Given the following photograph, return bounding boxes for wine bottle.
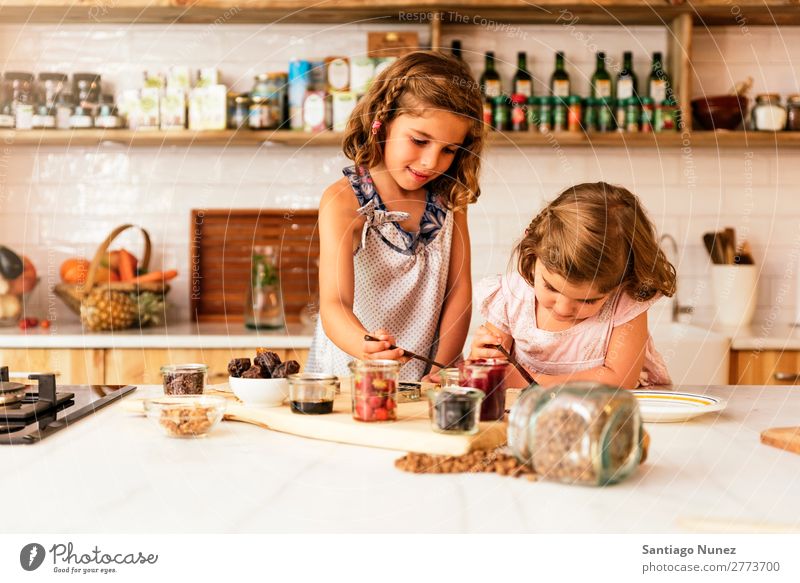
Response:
[480,51,502,99]
[550,51,570,98]
[513,51,533,98]
[617,51,638,100]
[591,51,612,99]
[648,51,672,104]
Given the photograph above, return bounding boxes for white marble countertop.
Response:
[0,321,314,349]
[1,384,799,533]
[723,322,800,351]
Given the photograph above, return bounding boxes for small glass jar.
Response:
[69,105,93,128]
[427,382,483,435]
[249,73,286,130]
[55,92,73,129]
[640,96,655,133]
[228,92,251,129]
[37,72,67,110]
[94,95,120,128]
[752,93,786,131]
[4,71,34,110]
[288,373,339,415]
[786,95,800,131]
[244,245,285,329]
[625,97,641,132]
[73,72,101,110]
[537,96,553,133]
[458,358,509,421]
[552,97,568,132]
[349,359,399,422]
[161,364,208,395]
[508,382,644,486]
[491,95,508,131]
[0,102,14,128]
[596,97,614,132]
[31,105,55,129]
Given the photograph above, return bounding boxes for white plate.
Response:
[633,390,727,423]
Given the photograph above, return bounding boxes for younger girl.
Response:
[308,51,485,380]
[471,182,676,389]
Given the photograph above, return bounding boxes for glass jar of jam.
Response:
[349,360,399,422]
[508,381,645,486]
[752,93,786,131]
[428,368,483,435]
[784,94,800,131]
[458,358,509,421]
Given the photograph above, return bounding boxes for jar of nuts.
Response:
[160,364,208,395]
[508,382,644,486]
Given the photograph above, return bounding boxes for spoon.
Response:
[363,335,447,370]
[494,344,537,386]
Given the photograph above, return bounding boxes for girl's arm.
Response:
[428,209,473,376]
[318,179,403,361]
[533,312,649,389]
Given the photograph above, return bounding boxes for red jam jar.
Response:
[458,359,509,421]
[348,359,399,422]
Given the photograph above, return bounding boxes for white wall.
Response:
[0,23,798,328]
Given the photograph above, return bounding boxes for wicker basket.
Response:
[55,224,170,327]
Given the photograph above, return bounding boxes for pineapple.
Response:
[135,291,165,326]
[80,289,138,331]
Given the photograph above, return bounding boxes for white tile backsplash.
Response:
[1,23,799,325]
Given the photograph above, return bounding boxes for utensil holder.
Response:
[711,265,757,327]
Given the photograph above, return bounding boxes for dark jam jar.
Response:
[288,373,338,415]
[348,359,399,422]
[786,95,800,131]
[458,358,509,421]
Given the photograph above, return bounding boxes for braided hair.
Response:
[342,51,485,211]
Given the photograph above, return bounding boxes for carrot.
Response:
[130,269,178,284]
[118,249,138,281]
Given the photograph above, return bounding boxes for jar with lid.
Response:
[161,364,208,395]
[94,94,120,128]
[72,72,101,110]
[69,105,93,129]
[458,358,509,421]
[567,95,583,132]
[787,95,800,131]
[55,92,74,129]
[244,245,285,329]
[288,373,339,415]
[508,382,645,486]
[32,105,55,129]
[37,72,67,111]
[348,359,399,422]
[426,368,483,435]
[752,93,786,131]
[228,92,251,129]
[249,73,287,130]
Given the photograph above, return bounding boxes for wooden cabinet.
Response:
[730,350,800,385]
[1,347,308,385]
[0,348,105,384]
[104,348,309,386]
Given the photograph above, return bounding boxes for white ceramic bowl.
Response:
[229,376,289,407]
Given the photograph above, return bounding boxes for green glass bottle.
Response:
[550,51,570,98]
[617,51,638,100]
[480,51,502,99]
[513,51,533,98]
[648,52,672,105]
[591,51,612,99]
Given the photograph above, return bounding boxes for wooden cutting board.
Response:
[225,392,507,456]
[760,426,800,455]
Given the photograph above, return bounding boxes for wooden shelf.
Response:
[1,1,798,26]
[4,128,800,149]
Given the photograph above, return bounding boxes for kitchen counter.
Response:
[0,321,314,349]
[724,322,800,351]
[2,384,799,533]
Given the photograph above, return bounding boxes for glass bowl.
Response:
[143,395,226,438]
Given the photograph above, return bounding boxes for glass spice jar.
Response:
[567,95,583,132]
[349,359,399,422]
[492,95,509,131]
[752,93,786,131]
[244,245,285,329]
[640,96,655,133]
[55,92,74,129]
[537,96,553,133]
[510,93,528,132]
[552,97,568,132]
[625,97,641,132]
[787,95,800,131]
[458,358,509,421]
[508,382,645,486]
[228,92,251,129]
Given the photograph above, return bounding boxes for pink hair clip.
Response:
[371,120,382,135]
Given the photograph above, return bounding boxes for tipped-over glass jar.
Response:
[508,382,644,486]
[349,359,398,422]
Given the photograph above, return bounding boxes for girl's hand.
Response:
[470,325,506,360]
[363,329,405,362]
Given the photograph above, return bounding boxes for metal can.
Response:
[640,96,655,133]
[625,98,640,132]
[567,95,583,132]
[511,93,528,132]
[538,96,553,133]
[492,95,509,132]
[597,98,614,132]
[552,97,568,132]
[249,72,287,130]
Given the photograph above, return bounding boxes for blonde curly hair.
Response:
[342,50,486,211]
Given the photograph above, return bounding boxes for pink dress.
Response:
[478,271,671,386]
